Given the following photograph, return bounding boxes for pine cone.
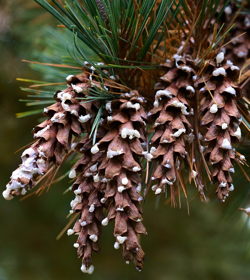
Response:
[66,91,147,272]
[67,137,106,275]
[2,73,97,200]
[195,52,244,201]
[92,91,147,270]
[222,2,250,132]
[224,2,250,64]
[149,55,201,202]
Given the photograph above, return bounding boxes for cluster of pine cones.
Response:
[2,2,249,274]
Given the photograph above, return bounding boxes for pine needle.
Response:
[22,59,82,69]
[56,212,80,240]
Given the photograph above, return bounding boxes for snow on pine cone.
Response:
[2,73,97,200]
[195,52,244,201]
[67,91,147,272]
[149,55,200,202]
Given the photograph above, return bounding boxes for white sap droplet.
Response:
[210,104,218,114]
[186,86,195,93]
[216,52,225,64]
[67,229,74,236]
[118,186,126,193]
[91,144,99,154]
[132,166,141,172]
[212,67,226,77]
[117,236,127,244]
[219,182,227,188]
[2,189,13,200]
[114,242,120,250]
[80,221,87,227]
[224,6,232,15]
[121,177,129,185]
[126,101,141,111]
[81,264,94,274]
[69,169,76,179]
[72,84,83,93]
[171,128,186,138]
[89,204,95,213]
[101,217,109,226]
[121,128,140,139]
[233,127,241,139]
[221,138,232,150]
[66,75,74,82]
[89,234,98,242]
[221,123,228,130]
[240,155,246,161]
[155,188,162,195]
[192,170,198,178]
[107,149,123,159]
[224,86,236,96]
[79,114,91,123]
[73,243,80,248]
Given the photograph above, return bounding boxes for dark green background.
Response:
[0,1,250,279]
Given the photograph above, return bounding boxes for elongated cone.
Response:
[68,137,105,275]
[2,73,97,200]
[224,2,250,65]
[67,91,147,272]
[92,91,147,270]
[223,2,250,101]
[195,52,245,201]
[150,55,204,202]
[67,123,108,273]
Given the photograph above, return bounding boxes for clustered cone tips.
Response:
[3,0,250,274]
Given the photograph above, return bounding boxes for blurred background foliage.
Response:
[0,1,250,279]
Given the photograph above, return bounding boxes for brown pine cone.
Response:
[2,73,98,200]
[66,91,147,272]
[195,51,244,201]
[149,55,200,202]
[91,91,147,270]
[66,123,109,274]
[220,2,250,103]
[67,138,105,274]
[223,2,250,64]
